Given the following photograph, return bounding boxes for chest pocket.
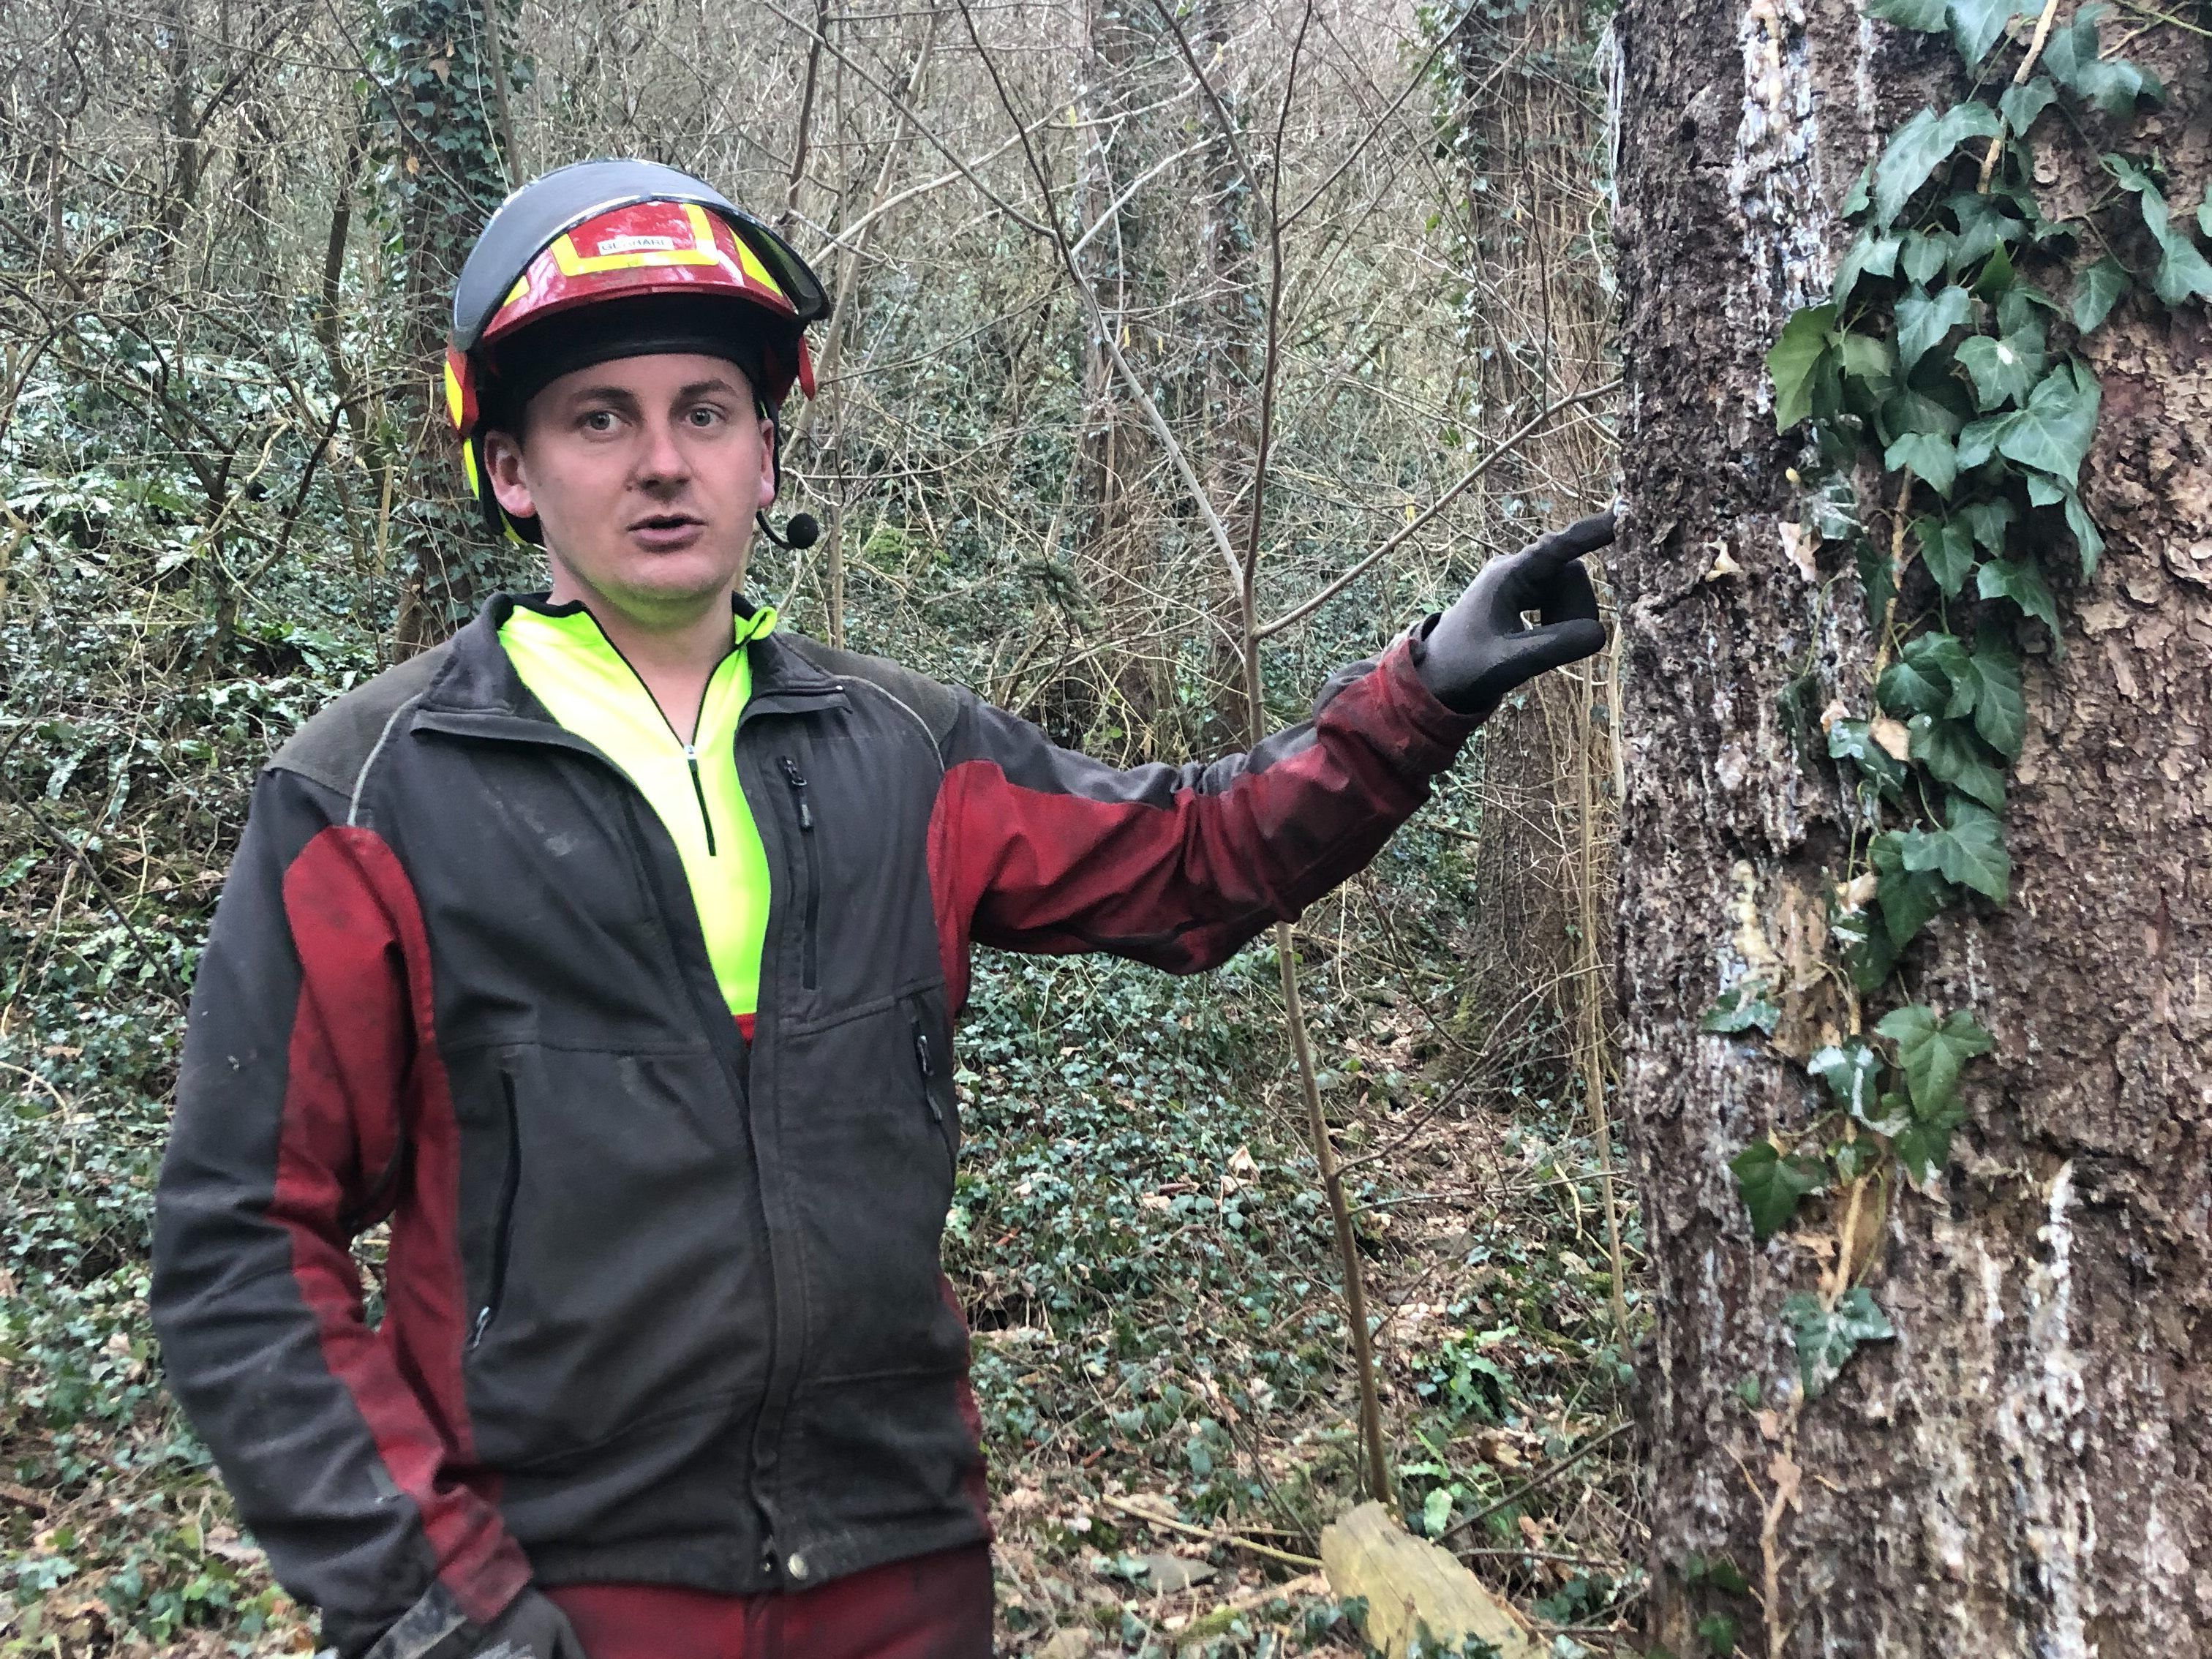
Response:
[762,700,945,1018]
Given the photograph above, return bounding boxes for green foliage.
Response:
[1730,1141,1827,1243]
[1781,1288,1896,1399]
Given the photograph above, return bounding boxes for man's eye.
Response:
[686,406,723,428]
[581,410,619,432]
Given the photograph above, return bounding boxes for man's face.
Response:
[483,352,775,624]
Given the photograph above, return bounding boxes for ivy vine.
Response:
[1714,0,2208,1407]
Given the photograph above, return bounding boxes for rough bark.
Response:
[1614,1,2212,1651]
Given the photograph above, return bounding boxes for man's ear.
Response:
[756,412,778,513]
[482,429,536,522]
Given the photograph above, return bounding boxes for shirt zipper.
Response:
[778,756,820,990]
[586,620,723,857]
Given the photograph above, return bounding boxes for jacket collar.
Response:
[413,591,845,739]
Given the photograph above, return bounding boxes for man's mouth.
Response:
[628,513,707,549]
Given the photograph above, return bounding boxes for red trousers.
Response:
[545,1544,994,1659]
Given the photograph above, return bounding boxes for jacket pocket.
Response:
[470,1073,524,1350]
[456,1044,772,1472]
[908,1003,956,1183]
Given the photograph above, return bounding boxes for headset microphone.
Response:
[756,511,821,551]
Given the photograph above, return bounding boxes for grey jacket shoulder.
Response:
[269,642,455,802]
[779,635,960,751]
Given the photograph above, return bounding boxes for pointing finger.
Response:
[1521,510,1617,571]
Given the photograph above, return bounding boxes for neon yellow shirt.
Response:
[500,600,778,1020]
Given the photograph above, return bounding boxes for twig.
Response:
[1440,1421,1633,1543]
[1258,381,1620,638]
[1977,0,2064,192]
[1099,1494,1324,1570]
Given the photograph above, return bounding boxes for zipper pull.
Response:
[470,1305,492,1350]
[915,1031,943,1122]
[780,756,813,830]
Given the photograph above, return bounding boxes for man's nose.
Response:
[633,415,691,490]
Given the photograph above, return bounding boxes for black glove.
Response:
[1413,511,1614,720]
[457,1592,590,1659]
[365,1587,590,1659]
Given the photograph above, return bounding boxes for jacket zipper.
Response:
[779,756,820,990]
[417,647,850,1586]
[470,1076,524,1350]
[910,1011,954,1175]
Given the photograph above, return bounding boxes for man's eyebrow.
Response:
[563,383,642,409]
[677,377,745,401]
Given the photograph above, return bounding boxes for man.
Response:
[150,159,1611,1659]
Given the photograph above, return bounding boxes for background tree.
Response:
[1614,0,2211,1649]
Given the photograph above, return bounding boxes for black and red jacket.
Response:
[150,594,1478,1656]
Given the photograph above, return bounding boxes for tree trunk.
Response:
[384,0,513,653]
[1614,1,2211,1652]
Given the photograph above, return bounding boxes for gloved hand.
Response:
[459,1591,590,1659]
[364,1587,590,1659]
[1414,511,1614,721]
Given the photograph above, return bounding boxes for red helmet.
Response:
[445,159,830,543]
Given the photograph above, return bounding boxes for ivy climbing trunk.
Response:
[1612,0,2211,1652]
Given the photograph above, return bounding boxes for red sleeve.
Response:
[925,636,1478,1008]
[153,767,530,1658]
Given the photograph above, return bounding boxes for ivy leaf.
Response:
[1870,831,1952,949]
[1949,0,2034,64]
[1879,384,1967,445]
[1810,475,1861,541]
[1909,713,2007,810]
[1835,230,1903,306]
[1985,360,2100,486]
[2044,7,2160,116]
[1995,282,2058,336]
[1857,541,1897,631]
[1955,322,2048,411]
[1783,1287,1896,1400]
[1842,162,1873,219]
[1873,105,2001,229]
[1838,333,1900,406]
[1896,283,1972,373]
[1829,717,1910,800]
[1878,656,1947,718]
[1946,192,2023,270]
[1998,76,2057,135]
[1974,241,2015,298]
[1893,1110,1967,1184]
[1810,1041,1885,1120]
[1915,514,1978,595]
[2104,154,2212,306]
[1899,796,2011,901]
[1769,304,1837,432]
[1900,230,1952,286]
[1886,429,1959,497]
[1733,1140,1829,1242]
[1976,555,2062,639]
[1832,903,1897,995]
[2201,193,2212,238]
[2062,488,2106,576]
[1906,631,1975,713]
[1866,0,1946,27]
[1958,635,2026,756]
[1959,497,2015,553]
[2072,255,2129,332]
[1702,983,1782,1035]
[1876,1004,1994,1116]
